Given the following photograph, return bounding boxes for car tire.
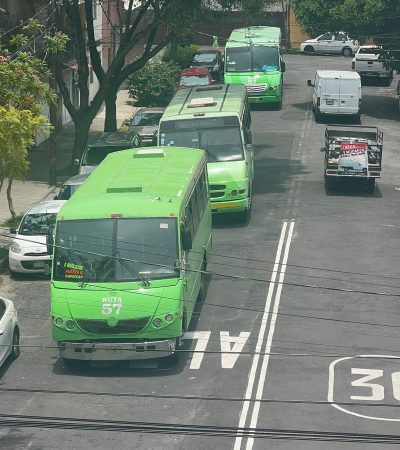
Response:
[10,270,22,279]
[342,47,353,57]
[304,45,315,54]
[385,78,392,87]
[324,174,334,191]
[9,328,20,360]
[314,110,322,123]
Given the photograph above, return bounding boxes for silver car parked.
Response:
[300,32,359,57]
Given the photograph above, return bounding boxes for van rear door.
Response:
[337,78,360,114]
[321,77,341,114]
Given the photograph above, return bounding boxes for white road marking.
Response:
[184,331,211,369]
[328,354,400,422]
[220,331,251,369]
[234,221,292,450]
[245,220,295,450]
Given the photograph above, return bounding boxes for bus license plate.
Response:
[213,202,240,209]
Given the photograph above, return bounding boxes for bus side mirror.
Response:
[46,229,54,255]
[181,226,192,251]
[74,158,80,166]
[307,80,314,87]
[281,61,286,72]
[320,147,326,152]
[9,227,16,234]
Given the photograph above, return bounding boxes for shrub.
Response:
[163,44,198,69]
[126,60,181,107]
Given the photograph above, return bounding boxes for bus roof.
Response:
[58,147,206,220]
[226,26,281,48]
[161,84,247,120]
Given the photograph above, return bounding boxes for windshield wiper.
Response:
[116,250,150,287]
[79,252,114,288]
[204,141,222,162]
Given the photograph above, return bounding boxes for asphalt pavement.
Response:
[1,54,400,449]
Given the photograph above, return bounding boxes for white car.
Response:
[0,297,19,367]
[9,200,66,275]
[300,32,359,57]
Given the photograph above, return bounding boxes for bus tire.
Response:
[63,358,86,370]
[237,200,251,223]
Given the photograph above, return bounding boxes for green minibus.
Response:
[224,26,285,107]
[159,84,254,221]
[51,147,212,363]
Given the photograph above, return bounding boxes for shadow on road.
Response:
[325,179,383,198]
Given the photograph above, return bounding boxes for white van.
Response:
[307,70,361,121]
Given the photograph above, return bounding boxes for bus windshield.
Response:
[160,127,243,162]
[54,218,178,282]
[226,46,279,72]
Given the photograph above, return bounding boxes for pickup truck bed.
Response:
[352,46,392,85]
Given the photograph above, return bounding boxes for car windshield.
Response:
[225,46,279,72]
[19,213,58,236]
[82,145,130,166]
[359,48,382,55]
[180,75,210,87]
[193,53,217,65]
[54,218,178,282]
[159,127,243,162]
[132,112,163,126]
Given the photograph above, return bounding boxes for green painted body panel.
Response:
[224,26,283,104]
[159,85,254,214]
[51,147,212,347]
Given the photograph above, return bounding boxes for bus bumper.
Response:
[248,94,281,104]
[211,197,249,214]
[58,338,176,361]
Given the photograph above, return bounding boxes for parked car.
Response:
[76,131,142,174]
[121,107,165,146]
[8,200,66,275]
[54,174,89,200]
[352,45,393,85]
[191,50,224,81]
[307,70,361,121]
[178,67,213,89]
[0,297,19,367]
[300,32,359,57]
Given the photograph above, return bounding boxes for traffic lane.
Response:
[0,160,294,449]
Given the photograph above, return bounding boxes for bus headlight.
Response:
[153,318,163,328]
[55,317,63,326]
[230,189,238,197]
[165,314,174,323]
[65,320,75,330]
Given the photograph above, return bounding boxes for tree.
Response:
[0,50,54,218]
[292,0,400,69]
[0,107,48,219]
[43,0,276,165]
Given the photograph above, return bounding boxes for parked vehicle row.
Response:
[300,32,359,57]
[0,297,19,368]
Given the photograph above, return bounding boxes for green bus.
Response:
[51,147,212,363]
[159,84,254,221]
[224,26,285,107]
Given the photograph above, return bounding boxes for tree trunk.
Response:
[6,177,16,220]
[170,39,178,62]
[71,118,92,167]
[104,89,118,132]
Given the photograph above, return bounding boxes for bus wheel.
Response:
[63,358,87,370]
[237,203,251,223]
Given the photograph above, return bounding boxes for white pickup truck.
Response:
[352,45,393,85]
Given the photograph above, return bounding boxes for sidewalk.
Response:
[0,90,136,224]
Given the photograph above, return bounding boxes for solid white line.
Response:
[245,220,295,450]
[234,221,288,450]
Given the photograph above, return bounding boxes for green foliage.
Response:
[292,0,400,69]
[43,32,69,55]
[9,34,28,48]
[0,106,48,180]
[163,44,198,69]
[1,213,24,228]
[0,52,54,115]
[126,60,181,107]
[23,18,44,37]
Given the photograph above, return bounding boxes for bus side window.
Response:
[243,107,252,144]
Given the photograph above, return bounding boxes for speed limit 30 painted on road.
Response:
[328,355,400,421]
